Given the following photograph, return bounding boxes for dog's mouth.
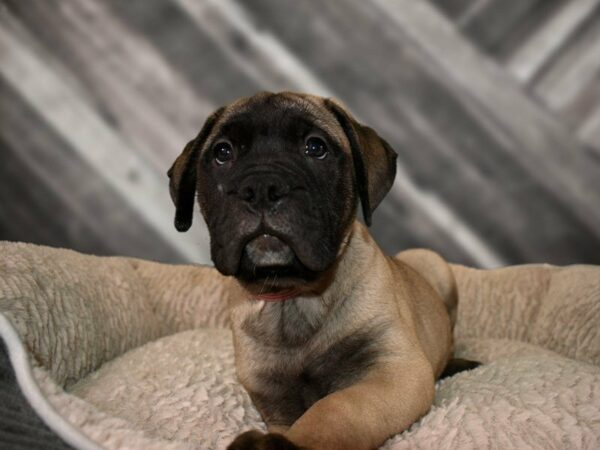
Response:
[245,234,294,267]
[236,233,319,290]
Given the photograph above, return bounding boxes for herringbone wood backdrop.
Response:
[1,0,600,268]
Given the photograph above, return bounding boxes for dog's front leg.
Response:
[229,361,435,450]
[288,362,434,450]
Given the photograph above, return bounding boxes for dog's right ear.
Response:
[168,107,224,232]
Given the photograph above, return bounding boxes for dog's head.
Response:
[168,92,396,292]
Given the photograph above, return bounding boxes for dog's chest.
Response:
[242,323,386,426]
[241,296,330,347]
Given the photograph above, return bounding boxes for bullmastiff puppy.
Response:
[168,92,477,450]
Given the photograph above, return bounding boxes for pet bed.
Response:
[1,241,599,449]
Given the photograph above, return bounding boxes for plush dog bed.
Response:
[1,241,599,449]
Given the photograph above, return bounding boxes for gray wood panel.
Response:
[430,0,478,20]
[237,0,600,265]
[505,0,600,82]
[106,0,263,103]
[3,0,218,173]
[534,13,600,121]
[0,2,216,263]
[0,77,182,262]
[1,0,599,268]
[432,0,600,154]
[459,0,548,54]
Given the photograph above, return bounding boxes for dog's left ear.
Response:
[168,107,224,232]
[325,99,397,226]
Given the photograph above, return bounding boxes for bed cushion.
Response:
[1,242,599,449]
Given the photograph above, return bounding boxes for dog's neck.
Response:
[230,221,385,347]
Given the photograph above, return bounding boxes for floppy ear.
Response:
[325,99,397,226]
[168,107,224,232]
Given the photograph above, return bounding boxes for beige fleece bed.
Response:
[1,241,599,449]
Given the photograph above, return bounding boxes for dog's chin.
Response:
[234,234,321,292]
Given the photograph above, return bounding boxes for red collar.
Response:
[253,288,301,302]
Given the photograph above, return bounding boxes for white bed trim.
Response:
[0,313,104,450]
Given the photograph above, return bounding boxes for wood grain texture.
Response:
[459,0,544,53]
[239,0,600,264]
[0,78,182,262]
[505,0,600,82]
[1,0,599,267]
[432,0,600,154]
[1,2,213,262]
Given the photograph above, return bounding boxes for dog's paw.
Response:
[227,430,302,450]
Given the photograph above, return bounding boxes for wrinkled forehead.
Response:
[205,93,349,151]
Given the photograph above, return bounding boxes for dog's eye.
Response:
[213,142,234,165]
[305,136,328,159]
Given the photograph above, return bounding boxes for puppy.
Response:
[168,92,476,450]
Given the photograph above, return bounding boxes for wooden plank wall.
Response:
[1,0,599,268]
[431,0,600,153]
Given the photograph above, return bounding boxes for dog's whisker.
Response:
[258,275,269,296]
[270,274,278,290]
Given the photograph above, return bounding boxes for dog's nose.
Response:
[237,174,290,210]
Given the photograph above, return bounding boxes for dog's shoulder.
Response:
[393,248,457,327]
